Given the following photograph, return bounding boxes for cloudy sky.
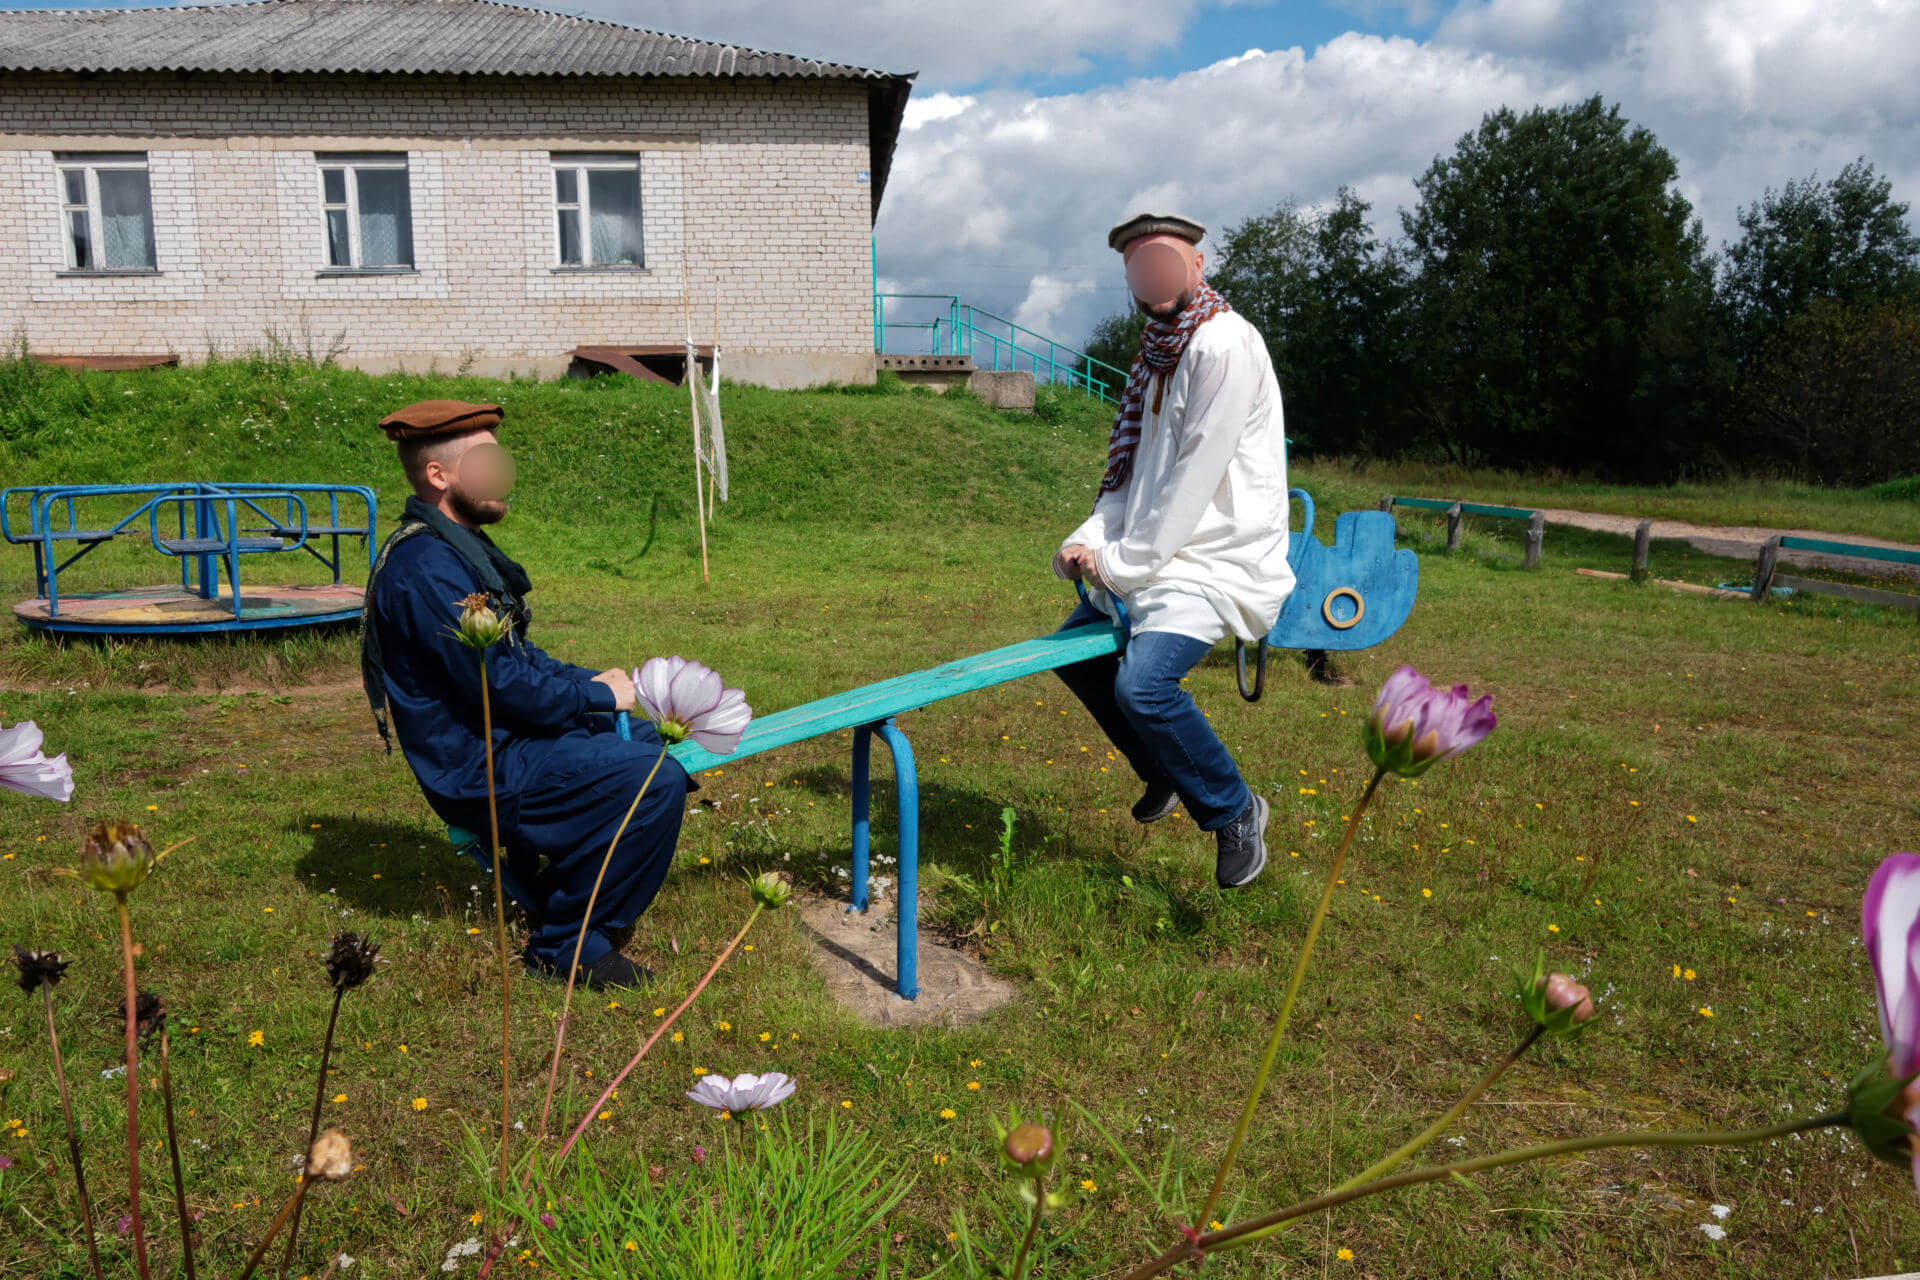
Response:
[18,1,1920,351]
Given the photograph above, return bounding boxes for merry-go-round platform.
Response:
[5,483,375,637]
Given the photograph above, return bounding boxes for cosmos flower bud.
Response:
[750,871,793,911]
[452,592,509,649]
[1516,951,1599,1036]
[324,931,381,992]
[1542,973,1595,1024]
[12,944,71,995]
[1364,666,1496,779]
[117,990,166,1042]
[304,1128,354,1183]
[77,821,156,895]
[998,1122,1058,1180]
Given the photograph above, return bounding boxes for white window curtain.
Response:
[316,155,414,269]
[550,154,644,267]
[55,153,156,271]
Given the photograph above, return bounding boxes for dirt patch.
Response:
[1535,508,1920,579]
[795,888,1016,1028]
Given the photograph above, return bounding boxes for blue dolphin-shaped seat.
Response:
[1270,488,1418,651]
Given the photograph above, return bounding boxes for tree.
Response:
[1720,159,1920,352]
[1739,298,1920,486]
[1402,96,1719,475]
[1079,309,1145,399]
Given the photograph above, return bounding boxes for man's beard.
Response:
[449,486,508,526]
[1137,287,1198,322]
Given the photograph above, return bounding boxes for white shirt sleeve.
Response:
[1095,331,1256,596]
[1053,479,1128,580]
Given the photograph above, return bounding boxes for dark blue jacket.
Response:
[370,533,616,831]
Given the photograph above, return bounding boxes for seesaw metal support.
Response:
[848,716,920,1000]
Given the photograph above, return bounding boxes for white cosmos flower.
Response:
[633,656,752,754]
[685,1071,795,1112]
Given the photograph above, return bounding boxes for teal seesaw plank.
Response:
[1778,536,1920,568]
[1456,502,1539,520]
[665,619,1124,774]
[1387,496,1454,512]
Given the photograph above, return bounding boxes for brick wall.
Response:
[0,72,881,385]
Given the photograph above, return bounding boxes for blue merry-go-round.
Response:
[4,482,376,636]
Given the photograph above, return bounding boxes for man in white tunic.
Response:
[1051,212,1294,887]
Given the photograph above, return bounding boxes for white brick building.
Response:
[0,0,913,386]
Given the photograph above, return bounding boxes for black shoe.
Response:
[524,951,654,992]
[1215,794,1269,888]
[1131,782,1181,824]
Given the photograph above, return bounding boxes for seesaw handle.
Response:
[1074,577,1130,639]
[616,709,631,740]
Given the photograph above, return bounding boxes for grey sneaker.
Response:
[1215,794,1269,888]
[1131,782,1181,824]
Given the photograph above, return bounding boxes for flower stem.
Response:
[278,987,343,1279]
[537,751,669,1141]
[237,1178,312,1280]
[552,904,764,1170]
[116,893,150,1280]
[159,1032,197,1280]
[1009,1175,1046,1280]
[1193,767,1386,1232]
[479,654,513,1201]
[40,984,104,1280]
[1120,1111,1850,1280]
[1233,1023,1545,1250]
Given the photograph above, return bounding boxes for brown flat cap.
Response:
[378,399,503,442]
[1108,212,1206,253]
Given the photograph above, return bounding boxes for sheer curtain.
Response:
[96,168,156,269]
[355,168,413,268]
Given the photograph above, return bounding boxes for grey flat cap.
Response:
[1108,212,1206,252]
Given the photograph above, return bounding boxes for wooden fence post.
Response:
[1631,520,1652,583]
[1445,502,1463,551]
[1378,495,1394,513]
[1524,511,1544,569]
[1751,536,1781,603]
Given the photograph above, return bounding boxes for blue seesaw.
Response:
[452,488,1417,999]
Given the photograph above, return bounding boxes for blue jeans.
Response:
[1051,597,1253,831]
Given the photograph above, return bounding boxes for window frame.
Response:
[549,152,646,270]
[314,152,416,273]
[53,151,158,274]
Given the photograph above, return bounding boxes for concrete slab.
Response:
[795,887,1016,1028]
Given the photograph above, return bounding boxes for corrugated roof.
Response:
[0,0,915,219]
[0,0,903,81]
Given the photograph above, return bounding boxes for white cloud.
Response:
[872,2,1920,353]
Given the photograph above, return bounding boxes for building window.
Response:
[55,152,157,271]
[551,153,644,267]
[317,154,414,269]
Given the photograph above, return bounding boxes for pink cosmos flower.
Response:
[0,718,74,802]
[633,657,751,755]
[1864,852,1920,1191]
[685,1071,794,1113]
[1364,665,1496,778]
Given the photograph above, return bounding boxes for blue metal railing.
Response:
[873,293,1128,403]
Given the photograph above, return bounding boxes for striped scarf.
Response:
[1096,280,1232,503]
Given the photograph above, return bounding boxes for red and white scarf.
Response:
[1096,281,1232,502]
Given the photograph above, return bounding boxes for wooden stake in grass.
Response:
[684,281,711,585]
[279,933,380,1279]
[12,945,104,1280]
[450,595,516,1205]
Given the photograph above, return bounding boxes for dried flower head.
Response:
[117,990,166,1042]
[305,1129,354,1182]
[452,593,509,649]
[12,944,72,995]
[77,821,157,895]
[324,932,381,992]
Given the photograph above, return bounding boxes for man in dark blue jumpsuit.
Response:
[360,399,689,990]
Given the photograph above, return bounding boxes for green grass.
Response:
[0,356,1917,1278]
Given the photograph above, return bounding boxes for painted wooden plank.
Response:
[668,621,1122,773]
[1457,501,1538,520]
[1388,496,1455,512]
[1777,536,1920,568]
[1770,574,1920,612]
